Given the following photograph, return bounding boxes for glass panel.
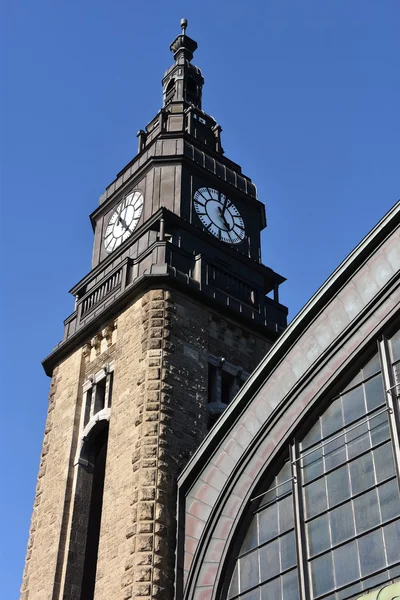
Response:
[333,540,360,588]
[307,513,330,556]
[364,374,385,411]
[228,563,239,599]
[304,478,328,519]
[260,577,280,600]
[321,398,343,438]
[326,465,350,507]
[278,494,294,534]
[373,442,396,483]
[342,385,365,426]
[362,353,381,379]
[259,462,291,507]
[301,419,322,450]
[336,581,362,600]
[343,370,363,392]
[389,328,400,362]
[242,588,260,600]
[346,422,370,460]
[379,479,400,522]
[330,502,355,545]
[280,530,297,571]
[310,553,335,597]
[362,571,391,591]
[323,436,346,471]
[369,411,390,445]
[349,453,375,495]
[258,503,279,544]
[358,529,386,576]
[260,538,279,582]
[302,447,324,483]
[276,461,292,497]
[241,518,259,554]
[240,550,259,592]
[389,563,400,579]
[259,486,277,508]
[281,569,299,600]
[354,488,380,534]
[383,521,400,565]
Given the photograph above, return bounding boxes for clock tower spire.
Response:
[21,20,288,600]
[162,18,204,109]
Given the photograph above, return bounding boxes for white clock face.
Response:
[104,191,144,253]
[193,187,246,244]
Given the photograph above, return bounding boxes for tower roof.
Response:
[162,19,204,109]
[169,18,198,62]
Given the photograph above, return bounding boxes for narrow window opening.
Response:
[207,361,246,430]
[221,370,236,406]
[187,77,197,94]
[84,388,92,427]
[80,424,108,600]
[186,77,198,105]
[94,378,106,414]
[107,372,113,408]
[165,79,175,104]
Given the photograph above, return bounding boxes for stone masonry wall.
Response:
[93,289,210,600]
[207,313,271,375]
[94,288,272,600]
[21,286,273,600]
[21,349,84,600]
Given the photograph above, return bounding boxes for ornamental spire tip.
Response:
[180,18,188,35]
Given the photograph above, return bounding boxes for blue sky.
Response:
[1,1,399,597]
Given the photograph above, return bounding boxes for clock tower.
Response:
[21,20,288,600]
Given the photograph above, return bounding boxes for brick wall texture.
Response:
[21,287,271,600]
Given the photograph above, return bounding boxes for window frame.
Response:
[222,331,400,600]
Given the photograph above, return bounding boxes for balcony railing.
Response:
[206,263,257,306]
[62,212,287,342]
[80,268,123,319]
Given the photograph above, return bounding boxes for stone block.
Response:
[136,535,153,552]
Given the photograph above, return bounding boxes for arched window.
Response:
[186,77,198,105]
[80,421,109,600]
[62,367,113,599]
[226,331,400,600]
[164,78,176,105]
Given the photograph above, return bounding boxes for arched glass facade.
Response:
[227,329,400,600]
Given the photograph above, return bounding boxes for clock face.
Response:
[104,191,144,253]
[193,187,246,244]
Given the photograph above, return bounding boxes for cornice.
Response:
[43,273,284,378]
[71,208,285,297]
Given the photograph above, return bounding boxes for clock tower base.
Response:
[22,287,273,600]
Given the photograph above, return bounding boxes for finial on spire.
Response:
[180,18,188,35]
[164,20,203,109]
[169,19,197,62]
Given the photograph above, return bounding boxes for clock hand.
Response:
[217,206,230,231]
[220,195,228,218]
[119,217,129,230]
